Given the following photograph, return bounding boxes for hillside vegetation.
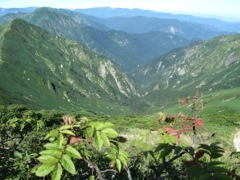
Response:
[133,34,240,112]
[1,93,240,179]
[0,8,240,179]
[0,19,146,114]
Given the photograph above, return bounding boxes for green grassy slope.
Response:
[134,34,240,113]
[0,19,144,115]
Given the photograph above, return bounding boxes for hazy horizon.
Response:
[1,0,240,21]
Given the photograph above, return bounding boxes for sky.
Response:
[1,0,240,20]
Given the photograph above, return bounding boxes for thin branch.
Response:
[101,169,117,173]
[84,158,105,180]
[125,167,132,180]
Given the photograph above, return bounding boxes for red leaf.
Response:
[194,119,204,129]
[182,126,192,133]
[164,127,180,136]
[69,136,81,145]
[195,150,205,160]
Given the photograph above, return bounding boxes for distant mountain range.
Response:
[0,7,239,115]
[75,7,240,32]
[0,7,37,16]
[94,16,226,40]
[0,7,193,71]
[1,7,238,71]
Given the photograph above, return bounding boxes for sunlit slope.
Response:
[0,19,142,114]
[134,34,240,111]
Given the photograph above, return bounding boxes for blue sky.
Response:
[1,0,240,19]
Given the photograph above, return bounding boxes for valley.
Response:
[0,7,239,116]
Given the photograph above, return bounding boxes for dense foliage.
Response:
[1,93,240,179]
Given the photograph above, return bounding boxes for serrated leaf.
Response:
[44,129,58,140]
[57,134,65,147]
[106,153,116,160]
[100,131,110,147]
[51,163,62,180]
[116,159,122,172]
[60,129,75,136]
[37,155,58,165]
[66,145,82,159]
[118,155,128,167]
[60,125,73,130]
[102,128,118,138]
[110,147,118,154]
[94,131,103,150]
[35,164,55,177]
[40,149,62,158]
[44,142,63,150]
[119,150,128,160]
[60,154,76,175]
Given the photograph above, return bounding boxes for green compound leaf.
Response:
[40,149,62,158]
[102,128,119,138]
[60,154,76,175]
[116,159,122,172]
[44,129,58,140]
[51,163,63,180]
[118,155,128,167]
[66,145,82,159]
[35,164,56,177]
[94,131,104,150]
[60,129,75,136]
[59,125,73,130]
[37,155,58,165]
[100,131,110,147]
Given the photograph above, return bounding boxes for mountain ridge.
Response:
[0,7,191,71]
[0,19,145,114]
[75,7,240,31]
[133,33,240,110]
[0,9,239,115]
